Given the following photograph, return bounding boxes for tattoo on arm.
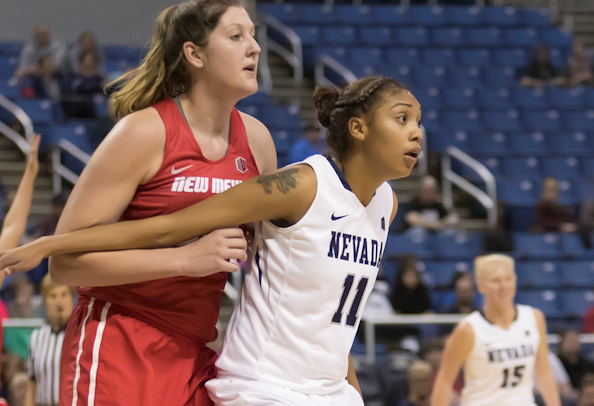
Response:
[256,168,299,194]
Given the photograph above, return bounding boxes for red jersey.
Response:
[78,98,260,343]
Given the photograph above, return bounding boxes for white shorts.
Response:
[206,373,365,406]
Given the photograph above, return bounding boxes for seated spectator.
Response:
[289,123,326,164]
[579,383,594,406]
[545,350,578,404]
[583,304,594,333]
[533,178,577,233]
[7,277,41,319]
[26,274,75,406]
[558,329,594,390]
[390,255,432,315]
[419,337,463,399]
[578,198,594,249]
[439,272,480,336]
[64,31,105,74]
[62,49,105,119]
[398,361,432,406]
[25,55,64,101]
[404,176,460,232]
[13,24,66,79]
[568,42,594,87]
[521,47,567,87]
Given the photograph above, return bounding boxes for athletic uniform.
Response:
[207,154,394,405]
[59,98,259,406]
[460,304,540,406]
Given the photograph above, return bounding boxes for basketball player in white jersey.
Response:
[432,254,560,406]
[0,75,423,405]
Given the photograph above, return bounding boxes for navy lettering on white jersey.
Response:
[327,231,384,268]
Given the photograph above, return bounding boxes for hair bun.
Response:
[313,86,339,128]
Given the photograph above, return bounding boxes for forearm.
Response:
[24,380,36,406]
[49,248,187,287]
[537,369,562,406]
[346,355,362,397]
[431,381,454,406]
[0,168,37,249]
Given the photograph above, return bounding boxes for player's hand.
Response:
[176,228,248,277]
[26,133,41,176]
[0,237,48,275]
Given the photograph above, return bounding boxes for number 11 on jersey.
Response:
[332,274,369,327]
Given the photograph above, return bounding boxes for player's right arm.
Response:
[24,379,36,406]
[431,322,474,406]
[41,108,246,286]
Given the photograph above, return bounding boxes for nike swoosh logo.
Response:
[171,165,193,175]
[331,213,349,221]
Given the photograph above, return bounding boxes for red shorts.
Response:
[59,297,217,406]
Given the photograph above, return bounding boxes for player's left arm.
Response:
[346,354,362,397]
[533,308,561,406]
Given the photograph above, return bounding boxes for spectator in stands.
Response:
[14,24,66,79]
[578,199,594,249]
[558,329,594,390]
[399,361,433,406]
[579,383,594,406]
[419,337,463,399]
[583,304,594,333]
[62,49,105,119]
[7,277,40,319]
[404,176,460,232]
[64,31,105,74]
[543,351,578,404]
[25,274,75,406]
[533,178,577,233]
[31,192,69,238]
[390,254,432,315]
[446,273,478,315]
[288,123,326,164]
[521,47,567,87]
[26,55,63,101]
[568,42,594,87]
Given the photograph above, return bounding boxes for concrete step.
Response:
[0,149,23,161]
[272,76,314,89]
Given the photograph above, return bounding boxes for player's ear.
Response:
[183,41,204,69]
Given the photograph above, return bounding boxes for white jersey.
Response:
[216,154,394,395]
[460,304,540,406]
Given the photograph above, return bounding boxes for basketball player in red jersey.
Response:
[40,1,276,405]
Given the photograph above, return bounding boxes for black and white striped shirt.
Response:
[27,324,66,406]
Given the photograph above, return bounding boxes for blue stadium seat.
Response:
[484,6,521,27]
[443,110,484,132]
[445,6,485,27]
[335,5,374,26]
[350,47,384,67]
[553,179,579,205]
[443,87,476,109]
[261,105,302,131]
[560,261,594,287]
[548,47,568,67]
[0,78,18,99]
[562,233,594,259]
[371,6,410,25]
[292,26,320,45]
[560,290,594,317]
[413,66,447,88]
[478,88,513,108]
[449,67,483,88]
[523,110,562,132]
[315,47,349,65]
[470,132,509,157]
[583,160,594,180]
[548,87,587,110]
[516,290,561,317]
[519,8,553,27]
[563,111,594,132]
[509,132,550,157]
[541,29,573,48]
[415,87,443,110]
[493,48,529,67]
[0,42,23,58]
[396,28,430,47]
[516,261,560,289]
[386,48,420,66]
[577,181,594,200]
[258,4,301,24]
[360,27,393,46]
[436,231,483,259]
[586,88,594,108]
[420,109,442,133]
[49,123,91,152]
[462,157,504,181]
[299,4,335,24]
[514,87,548,110]
[420,260,471,288]
[322,27,357,45]
[503,157,542,180]
[541,157,581,179]
[465,28,503,47]
[427,131,472,153]
[423,48,457,67]
[0,56,18,79]
[17,99,53,125]
[499,180,538,206]
[384,231,435,259]
[503,28,541,48]
[483,67,517,87]
[411,6,447,26]
[484,110,523,132]
[431,28,465,47]
[458,49,492,67]
[270,130,294,155]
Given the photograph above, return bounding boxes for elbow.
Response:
[49,255,72,285]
